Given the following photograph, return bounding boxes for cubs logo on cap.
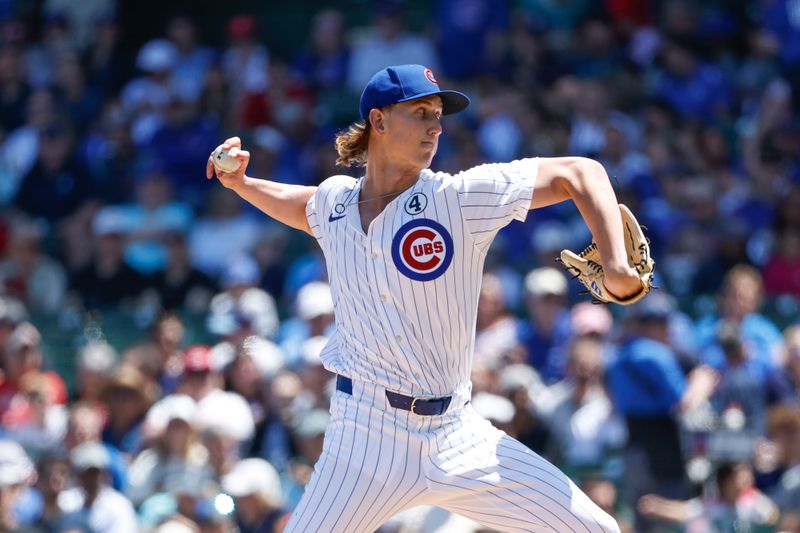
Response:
[391,219,453,281]
[359,64,470,120]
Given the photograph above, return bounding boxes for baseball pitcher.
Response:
[207,64,653,532]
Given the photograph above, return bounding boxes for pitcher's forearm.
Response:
[563,159,628,272]
[232,176,317,234]
[543,157,643,300]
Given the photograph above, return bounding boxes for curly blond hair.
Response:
[334,120,370,167]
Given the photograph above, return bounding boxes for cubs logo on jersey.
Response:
[391,218,453,281]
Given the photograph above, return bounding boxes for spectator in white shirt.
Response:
[536,335,626,471]
[347,2,438,93]
[57,442,138,533]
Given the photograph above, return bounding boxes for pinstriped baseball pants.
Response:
[284,378,621,533]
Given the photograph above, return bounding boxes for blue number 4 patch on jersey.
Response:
[404,193,428,215]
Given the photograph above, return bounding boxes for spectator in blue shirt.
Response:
[144,92,219,207]
[517,267,571,383]
[292,9,350,92]
[166,16,215,105]
[696,264,784,385]
[757,0,800,70]
[14,122,92,223]
[767,326,800,407]
[712,322,768,436]
[100,365,157,457]
[608,293,718,526]
[652,40,733,123]
[433,0,508,80]
[609,295,694,417]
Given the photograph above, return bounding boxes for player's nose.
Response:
[428,119,442,137]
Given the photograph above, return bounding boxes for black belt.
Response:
[336,375,452,416]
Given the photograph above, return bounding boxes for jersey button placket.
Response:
[367,240,382,294]
[370,237,391,307]
[368,236,379,260]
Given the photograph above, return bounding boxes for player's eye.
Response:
[417,108,441,120]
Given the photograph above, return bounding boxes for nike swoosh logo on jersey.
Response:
[328,213,346,222]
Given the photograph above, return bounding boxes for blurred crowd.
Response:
[1,0,800,531]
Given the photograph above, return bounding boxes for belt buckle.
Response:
[410,397,420,415]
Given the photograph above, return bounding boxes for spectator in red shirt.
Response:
[763,226,800,297]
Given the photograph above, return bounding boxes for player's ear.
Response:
[369,108,387,133]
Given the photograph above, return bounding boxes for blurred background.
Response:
[0,0,799,531]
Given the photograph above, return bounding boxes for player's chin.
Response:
[419,145,437,164]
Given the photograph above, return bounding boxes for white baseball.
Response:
[212,145,242,173]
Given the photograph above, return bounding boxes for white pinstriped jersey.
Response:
[306,158,538,396]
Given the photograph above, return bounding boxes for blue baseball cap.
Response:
[359,64,470,120]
